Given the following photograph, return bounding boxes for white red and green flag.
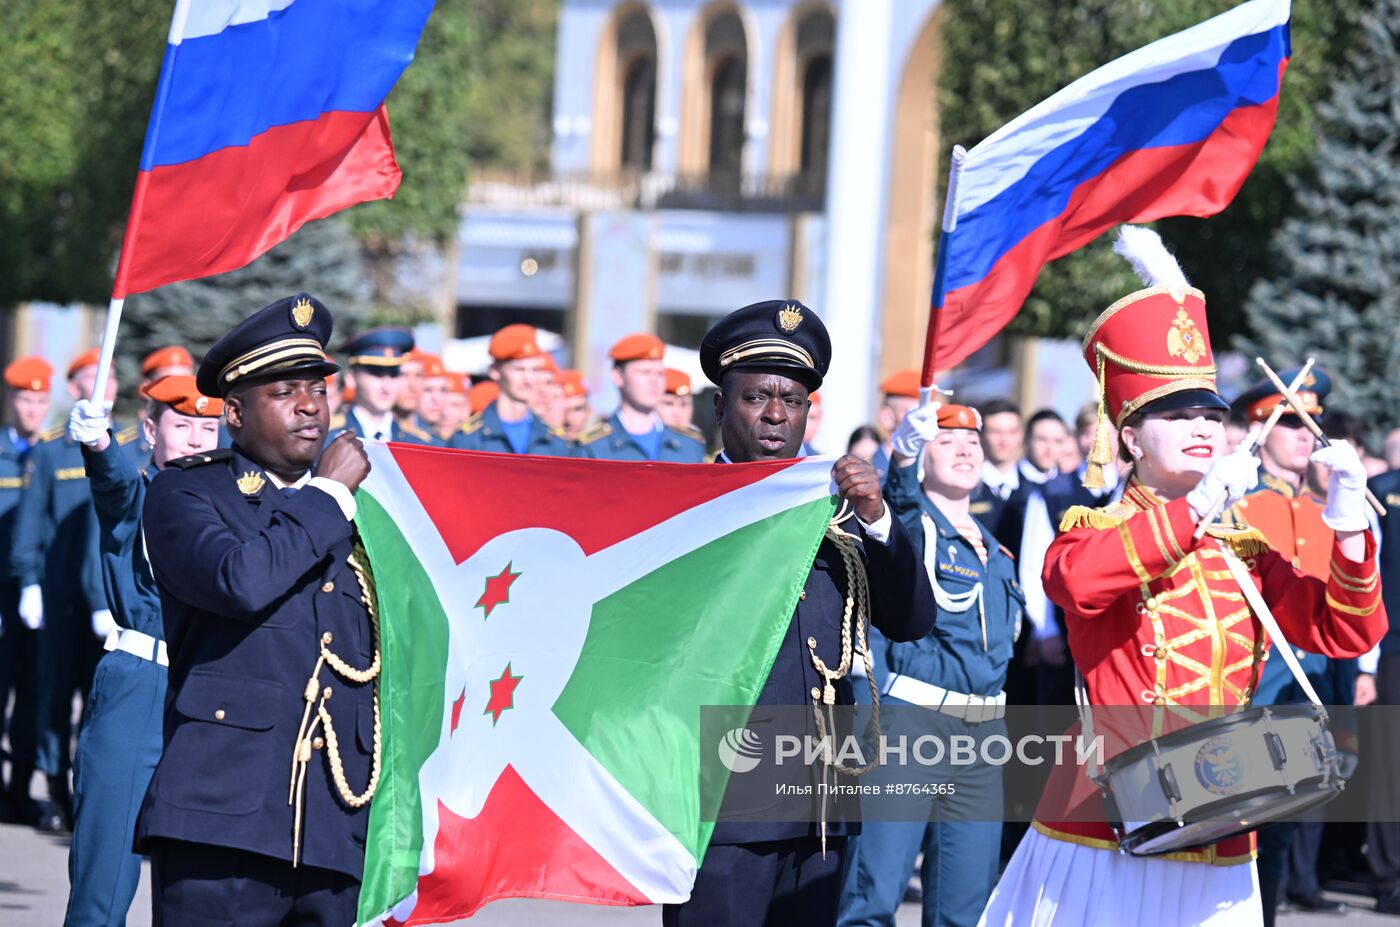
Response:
[352,444,838,925]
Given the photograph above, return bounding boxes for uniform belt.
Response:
[104,627,168,667]
[883,673,1006,723]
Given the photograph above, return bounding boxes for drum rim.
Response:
[1115,779,1342,856]
[1102,703,1328,772]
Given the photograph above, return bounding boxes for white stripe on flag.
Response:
[172,0,298,44]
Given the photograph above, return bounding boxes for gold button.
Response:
[811,687,822,700]
[1296,537,1306,546]
[1145,596,1160,611]
[312,736,325,750]
[322,632,333,644]
[214,709,226,721]
[321,581,335,593]
[806,636,817,649]
[800,590,807,600]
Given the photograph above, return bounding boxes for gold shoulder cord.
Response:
[807,503,882,854]
[288,540,383,867]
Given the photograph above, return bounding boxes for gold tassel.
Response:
[1084,352,1114,489]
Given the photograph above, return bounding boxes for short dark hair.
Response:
[847,425,880,452]
[977,398,1021,420]
[1320,410,1369,453]
[1025,408,1066,439]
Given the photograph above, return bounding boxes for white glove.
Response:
[91,609,118,641]
[18,584,43,631]
[1311,443,1368,532]
[68,398,111,447]
[1186,448,1261,522]
[890,403,942,460]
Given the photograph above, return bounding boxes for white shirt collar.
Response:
[352,406,394,440]
[263,470,311,491]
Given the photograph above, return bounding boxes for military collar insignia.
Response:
[776,304,803,333]
[237,470,267,496]
[291,297,315,329]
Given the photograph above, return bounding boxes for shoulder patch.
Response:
[40,425,65,443]
[675,424,706,444]
[457,413,484,436]
[546,425,570,441]
[116,424,140,445]
[164,448,233,470]
[1058,501,1134,533]
[576,421,613,445]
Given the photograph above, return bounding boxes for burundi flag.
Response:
[352,444,840,924]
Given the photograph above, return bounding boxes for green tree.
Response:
[461,0,558,172]
[1242,0,1400,444]
[938,0,1359,344]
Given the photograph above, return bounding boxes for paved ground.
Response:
[2,819,1395,925]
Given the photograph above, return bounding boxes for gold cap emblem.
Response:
[194,396,209,414]
[776,305,803,334]
[1166,308,1206,365]
[291,297,314,329]
[236,470,266,496]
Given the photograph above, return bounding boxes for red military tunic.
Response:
[1229,472,1331,579]
[1031,477,1385,865]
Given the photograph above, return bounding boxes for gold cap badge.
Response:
[291,297,315,329]
[1166,308,1205,365]
[194,396,209,414]
[236,470,266,496]
[776,305,803,334]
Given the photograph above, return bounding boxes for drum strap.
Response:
[1219,547,1326,711]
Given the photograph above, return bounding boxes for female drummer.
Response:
[978,227,1386,926]
[841,403,1023,927]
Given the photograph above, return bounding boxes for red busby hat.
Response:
[557,370,588,398]
[488,324,542,362]
[664,368,691,396]
[936,404,982,431]
[879,369,921,399]
[141,345,194,376]
[1081,227,1227,487]
[4,357,53,392]
[610,333,665,363]
[140,375,224,417]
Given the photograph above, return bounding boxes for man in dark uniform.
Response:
[578,333,705,462]
[663,300,936,927]
[11,348,125,833]
[1369,459,1400,913]
[0,357,53,824]
[449,324,573,455]
[64,374,222,926]
[329,327,436,445]
[135,293,377,924]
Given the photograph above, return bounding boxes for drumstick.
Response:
[1190,359,1316,540]
[1256,357,1386,516]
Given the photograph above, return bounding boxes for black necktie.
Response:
[281,486,298,498]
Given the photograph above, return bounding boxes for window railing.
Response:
[465,169,827,213]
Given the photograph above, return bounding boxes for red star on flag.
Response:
[483,663,522,726]
[476,562,521,619]
[449,687,466,734]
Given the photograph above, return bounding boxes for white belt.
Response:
[104,627,169,667]
[884,673,1006,722]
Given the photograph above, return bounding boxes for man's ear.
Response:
[713,388,726,426]
[610,366,624,391]
[224,394,243,429]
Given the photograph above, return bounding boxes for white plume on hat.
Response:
[1112,225,1189,298]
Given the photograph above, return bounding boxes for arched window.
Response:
[705,12,748,177]
[794,9,834,183]
[617,11,657,171]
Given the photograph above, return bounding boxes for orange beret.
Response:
[444,372,468,395]
[557,369,588,398]
[4,357,53,392]
[664,368,691,396]
[539,353,560,374]
[413,352,447,378]
[879,369,921,399]
[810,390,821,405]
[141,345,194,376]
[342,383,357,404]
[468,380,501,414]
[324,355,339,382]
[610,333,664,363]
[937,404,982,431]
[140,375,224,418]
[489,324,542,362]
[68,348,101,377]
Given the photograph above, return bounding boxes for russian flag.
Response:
[111,0,436,298]
[927,0,1290,373]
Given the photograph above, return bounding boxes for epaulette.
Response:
[998,543,1015,561]
[576,421,612,445]
[39,425,65,443]
[676,424,706,444]
[115,424,140,445]
[328,413,347,431]
[1204,523,1272,559]
[399,419,433,442]
[457,413,484,436]
[165,448,232,470]
[1058,501,1135,532]
[547,424,570,441]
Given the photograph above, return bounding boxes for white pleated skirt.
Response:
[977,827,1262,927]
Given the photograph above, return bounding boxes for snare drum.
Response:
[1095,704,1342,856]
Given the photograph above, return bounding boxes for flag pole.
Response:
[88,0,193,404]
[919,145,967,407]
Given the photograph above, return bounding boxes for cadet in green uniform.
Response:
[0,357,53,824]
[577,333,705,462]
[450,324,573,455]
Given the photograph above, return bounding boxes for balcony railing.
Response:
[466,169,826,214]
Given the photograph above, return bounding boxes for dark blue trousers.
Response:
[65,650,165,926]
[150,839,360,927]
[0,581,38,779]
[663,836,848,927]
[36,593,103,777]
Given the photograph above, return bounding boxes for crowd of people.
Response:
[0,230,1396,925]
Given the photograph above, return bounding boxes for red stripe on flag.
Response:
[113,107,401,297]
[387,445,805,563]
[933,82,1284,372]
[395,767,649,924]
